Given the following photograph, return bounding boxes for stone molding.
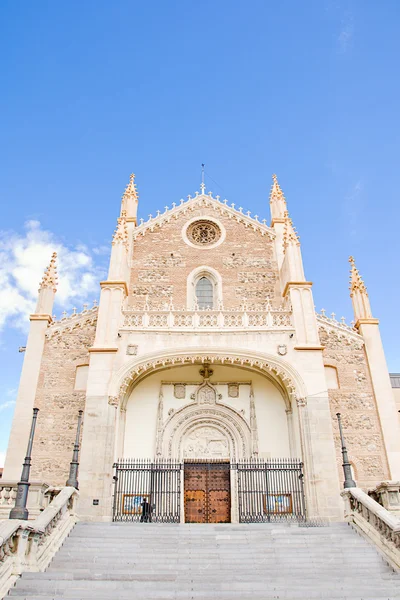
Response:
[282,281,313,298]
[100,280,128,296]
[355,318,380,329]
[162,403,252,460]
[134,193,275,241]
[88,347,118,353]
[108,347,308,409]
[29,314,52,324]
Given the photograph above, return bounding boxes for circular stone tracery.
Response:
[186,220,221,246]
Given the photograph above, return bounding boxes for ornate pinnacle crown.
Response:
[349,256,368,296]
[39,252,58,292]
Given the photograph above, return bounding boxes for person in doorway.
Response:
[140,497,151,522]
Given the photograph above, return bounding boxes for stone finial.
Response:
[270,174,286,204]
[348,256,373,321]
[283,210,300,253]
[122,173,138,202]
[270,174,287,222]
[121,173,139,219]
[39,252,58,292]
[112,210,129,249]
[349,256,368,296]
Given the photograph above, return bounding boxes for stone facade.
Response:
[319,325,390,488]
[30,315,97,485]
[3,174,400,524]
[129,206,280,311]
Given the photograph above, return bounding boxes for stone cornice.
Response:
[355,318,380,329]
[294,345,325,351]
[133,193,275,241]
[30,314,52,324]
[88,347,119,353]
[100,281,128,296]
[282,281,313,298]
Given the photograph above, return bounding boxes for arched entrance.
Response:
[109,349,309,523]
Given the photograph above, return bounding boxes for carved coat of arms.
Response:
[277,344,287,356]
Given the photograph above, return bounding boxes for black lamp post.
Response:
[336,412,356,488]
[66,410,83,489]
[10,407,39,520]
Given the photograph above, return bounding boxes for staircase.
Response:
[7,522,400,599]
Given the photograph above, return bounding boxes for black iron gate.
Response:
[236,458,306,522]
[112,458,305,523]
[112,459,181,522]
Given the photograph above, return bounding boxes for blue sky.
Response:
[1,0,400,465]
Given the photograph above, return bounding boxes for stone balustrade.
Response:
[0,482,57,520]
[122,308,293,330]
[342,487,400,570]
[0,486,78,598]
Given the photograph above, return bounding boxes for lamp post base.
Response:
[9,506,29,520]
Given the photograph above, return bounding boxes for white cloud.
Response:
[0,220,107,335]
[0,400,16,412]
[338,12,354,53]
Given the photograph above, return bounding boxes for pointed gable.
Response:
[128,191,280,311]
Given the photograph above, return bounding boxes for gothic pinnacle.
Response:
[270,173,286,203]
[349,256,368,297]
[39,252,58,292]
[112,210,129,248]
[283,210,300,252]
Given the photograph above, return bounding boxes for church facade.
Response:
[3,174,400,523]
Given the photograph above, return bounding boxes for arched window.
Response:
[196,277,214,309]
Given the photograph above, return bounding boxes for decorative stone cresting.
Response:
[133,192,275,241]
[110,350,304,409]
[46,305,98,339]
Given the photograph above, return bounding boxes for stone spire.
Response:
[36,252,57,315]
[121,173,139,222]
[39,252,58,292]
[270,174,287,223]
[349,256,373,321]
[283,210,300,253]
[112,210,129,250]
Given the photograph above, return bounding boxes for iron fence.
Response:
[235,458,306,523]
[112,458,181,522]
[112,457,306,523]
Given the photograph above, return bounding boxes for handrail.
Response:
[342,487,400,570]
[0,486,78,598]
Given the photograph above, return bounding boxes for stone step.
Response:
[8,522,400,600]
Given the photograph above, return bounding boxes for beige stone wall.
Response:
[129,209,279,310]
[319,326,390,489]
[30,320,97,485]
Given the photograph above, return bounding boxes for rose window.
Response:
[187,220,221,246]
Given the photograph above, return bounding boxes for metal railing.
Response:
[112,459,181,523]
[236,458,305,523]
[112,458,306,523]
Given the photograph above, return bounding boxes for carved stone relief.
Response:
[228,383,239,398]
[174,384,186,399]
[183,426,229,459]
[197,382,216,404]
[126,344,138,356]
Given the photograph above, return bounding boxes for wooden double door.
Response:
[184,462,231,523]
